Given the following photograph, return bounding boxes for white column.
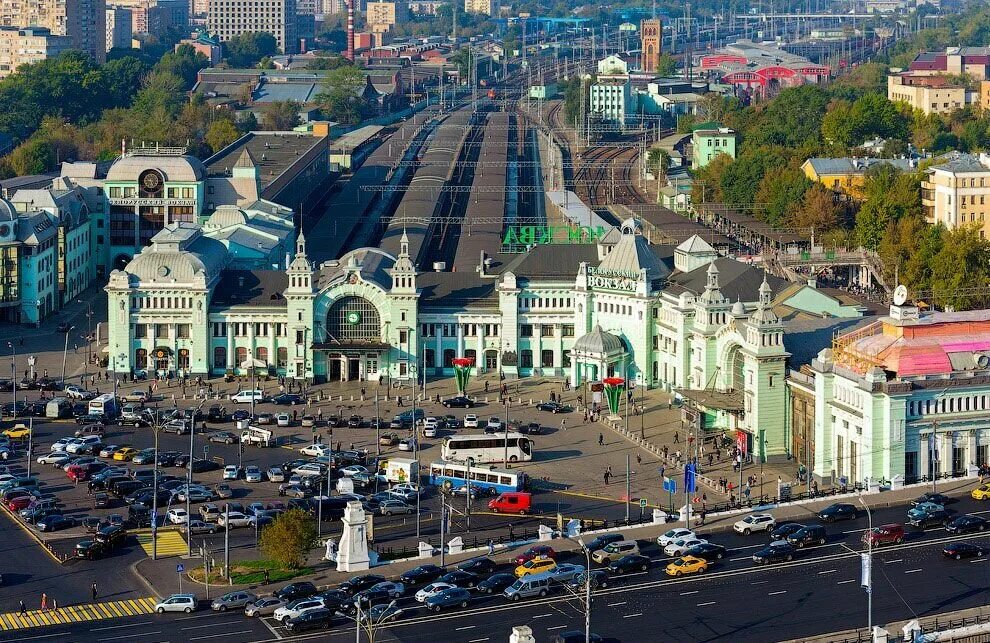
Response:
[456,323,464,357]
[475,329,484,373]
[226,323,234,373]
[434,329,442,373]
[268,324,276,371]
[919,433,930,479]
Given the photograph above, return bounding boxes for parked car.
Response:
[946,515,989,535]
[458,557,497,575]
[685,542,728,562]
[274,582,318,602]
[943,542,987,560]
[400,564,447,587]
[424,587,471,612]
[211,591,257,611]
[284,607,335,633]
[273,597,325,623]
[786,525,828,548]
[733,514,776,534]
[442,396,475,408]
[245,597,286,617]
[752,541,797,565]
[657,528,695,546]
[155,594,197,614]
[478,573,517,594]
[607,554,650,575]
[818,503,858,523]
[513,545,557,566]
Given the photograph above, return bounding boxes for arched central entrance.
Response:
[323,296,385,382]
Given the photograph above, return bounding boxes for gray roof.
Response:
[782,316,877,368]
[573,325,625,355]
[254,82,318,103]
[598,219,671,283]
[418,271,497,308]
[125,224,229,284]
[804,157,915,176]
[211,270,288,308]
[106,155,207,183]
[16,211,56,245]
[316,248,395,292]
[667,257,786,302]
[501,244,600,280]
[929,151,990,174]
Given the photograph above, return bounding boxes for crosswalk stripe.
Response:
[118,602,135,616]
[0,597,159,631]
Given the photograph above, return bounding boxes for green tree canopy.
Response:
[205,118,241,153]
[259,509,317,569]
[259,100,301,130]
[315,65,368,125]
[223,32,279,68]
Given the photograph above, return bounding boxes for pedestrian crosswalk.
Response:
[0,597,158,631]
[136,530,187,557]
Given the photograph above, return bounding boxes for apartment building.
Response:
[0,0,106,62]
[208,0,298,53]
[105,5,131,51]
[463,0,496,16]
[366,1,406,27]
[0,26,70,77]
[111,0,187,34]
[887,73,973,115]
[922,152,990,237]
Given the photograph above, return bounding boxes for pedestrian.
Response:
[361,388,366,397]
[659,465,665,479]
[485,381,490,393]
[18,600,26,617]
[674,431,679,444]
[598,433,604,446]
[40,593,47,611]
[708,453,714,467]
[603,470,610,485]
[52,598,57,612]
[264,569,270,585]
[560,419,566,431]
[487,539,495,556]
[508,523,515,540]
[293,410,297,421]
[636,453,642,466]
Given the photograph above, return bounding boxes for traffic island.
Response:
[187,559,313,585]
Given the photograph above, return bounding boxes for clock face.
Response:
[346,311,362,325]
[139,170,163,195]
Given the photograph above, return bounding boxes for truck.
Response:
[240,426,275,447]
[385,458,420,484]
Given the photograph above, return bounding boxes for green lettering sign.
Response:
[501,225,611,249]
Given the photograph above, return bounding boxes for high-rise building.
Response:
[105,5,131,51]
[366,1,406,27]
[640,18,661,73]
[208,0,298,53]
[0,0,107,62]
[463,0,496,16]
[0,26,71,77]
[110,0,187,35]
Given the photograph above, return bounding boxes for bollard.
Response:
[350,395,354,402]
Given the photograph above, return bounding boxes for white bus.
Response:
[440,432,533,464]
[88,393,119,419]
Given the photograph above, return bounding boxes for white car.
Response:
[155,594,197,614]
[51,438,75,452]
[64,385,93,400]
[340,465,369,477]
[66,436,101,454]
[487,417,502,430]
[292,463,325,477]
[167,508,189,525]
[423,417,439,430]
[300,443,331,457]
[273,597,325,623]
[218,511,251,529]
[229,390,264,404]
[398,438,417,452]
[391,483,419,495]
[37,451,71,465]
[664,537,709,557]
[275,413,290,427]
[244,466,263,483]
[733,513,776,535]
[223,465,241,480]
[415,582,455,603]
[464,414,479,428]
[657,528,695,547]
[423,425,438,438]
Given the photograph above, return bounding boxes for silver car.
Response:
[245,596,285,617]
[211,590,257,611]
[267,467,286,482]
[245,466,263,483]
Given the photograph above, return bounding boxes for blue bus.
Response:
[428,460,526,495]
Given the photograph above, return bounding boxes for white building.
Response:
[589,80,633,124]
[105,5,131,52]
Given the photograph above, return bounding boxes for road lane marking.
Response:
[532,614,552,619]
[97,631,162,641]
[679,591,698,595]
[838,580,856,584]
[697,602,717,607]
[971,558,988,563]
[456,626,476,631]
[623,613,643,618]
[189,631,253,641]
[182,623,237,630]
[750,580,768,585]
[547,625,567,631]
[768,591,787,596]
[905,569,923,574]
[885,559,903,564]
[607,602,627,606]
[818,570,836,575]
[89,621,156,632]
[729,558,748,562]
[468,639,490,642]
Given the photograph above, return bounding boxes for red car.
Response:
[862,523,905,547]
[513,545,557,566]
[6,495,36,511]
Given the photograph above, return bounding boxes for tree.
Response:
[258,509,317,569]
[155,45,209,88]
[854,163,922,250]
[646,148,670,181]
[259,100,301,130]
[754,165,811,228]
[223,32,279,68]
[130,71,186,116]
[307,53,353,71]
[657,53,677,77]
[316,65,368,125]
[698,93,730,124]
[787,185,844,232]
[206,118,241,153]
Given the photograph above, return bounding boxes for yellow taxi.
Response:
[665,555,708,577]
[113,447,139,461]
[972,483,990,500]
[2,424,31,440]
[514,556,557,578]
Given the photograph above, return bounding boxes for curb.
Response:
[0,503,65,565]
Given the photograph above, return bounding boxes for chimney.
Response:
[346,0,355,61]
[479,250,486,275]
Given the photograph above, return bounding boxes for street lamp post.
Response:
[60,326,73,388]
[8,342,15,417]
[78,299,92,386]
[860,497,873,634]
[151,406,163,560]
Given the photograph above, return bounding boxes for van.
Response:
[489,492,532,515]
[74,424,106,438]
[45,397,72,419]
[0,476,38,492]
[591,540,640,564]
[95,524,127,550]
[503,572,553,601]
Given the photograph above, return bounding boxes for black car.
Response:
[317,589,351,613]
[786,525,828,548]
[353,583,403,607]
[442,396,475,408]
[913,492,954,507]
[75,539,106,560]
[399,564,447,586]
[567,570,610,591]
[207,405,228,422]
[536,402,573,413]
[93,492,111,508]
[478,572,517,594]
[943,542,987,560]
[94,524,127,551]
[157,451,182,467]
[208,431,238,444]
[272,394,305,406]
[458,557,497,575]
[17,378,35,390]
[440,569,479,588]
[946,514,988,535]
[550,632,604,643]
[191,459,220,473]
[686,542,728,562]
[817,503,858,523]
[111,480,145,498]
[347,415,364,428]
[274,582,318,602]
[583,533,625,553]
[37,378,63,391]
[75,413,106,425]
[338,574,386,595]
[752,542,796,564]
[1,401,28,417]
[231,409,250,422]
[908,507,951,529]
[285,607,335,633]
[770,522,806,541]
[0,379,12,392]
[607,554,650,575]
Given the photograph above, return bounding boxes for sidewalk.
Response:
[133,473,980,599]
[784,603,990,643]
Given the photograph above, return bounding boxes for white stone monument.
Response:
[538,524,554,541]
[336,501,370,572]
[509,625,536,643]
[324,537,338,562]
[447,536,464,554]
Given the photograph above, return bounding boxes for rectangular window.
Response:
[155,324,168,339]
[399,330,408,344]
[541,349,554,367]
[134,324,147,339]
[562,324,574,337]
[296,330,305,344]
[213,323,227,337]
[520,324,533,337]
[520,349,533,368]
[176,324,190,339]
[541,324,554,337]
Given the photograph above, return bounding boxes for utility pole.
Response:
[224,504,230,583]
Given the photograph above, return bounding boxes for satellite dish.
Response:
[893,284,908,307]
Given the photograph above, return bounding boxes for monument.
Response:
[336,501,370,572]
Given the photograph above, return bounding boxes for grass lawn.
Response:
[189,560,313,585]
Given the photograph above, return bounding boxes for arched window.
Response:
[425,349,435,368]
[177,349,190,370]
[443,349,455,367]
[235,347,248,369]
[326,296,381,342]
[256,347,269,365]
[213,347,226,370]
[135,349,148,369]
[277,347,288,369]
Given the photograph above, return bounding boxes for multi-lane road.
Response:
[5,488,990,642]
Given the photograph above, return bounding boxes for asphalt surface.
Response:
[6,490,990,642]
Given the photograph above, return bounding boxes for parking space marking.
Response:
[837,579,856,584]
[546,625,567,631]
[623,613,643,618]
[885,559,903,564]
[818,570,836,575]
[0,598,158,632]
[768,591,787,596]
